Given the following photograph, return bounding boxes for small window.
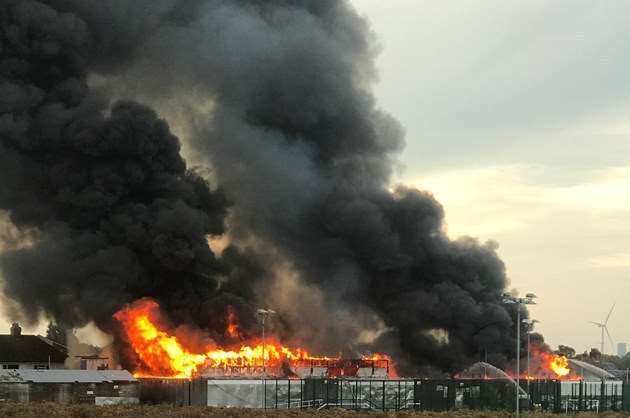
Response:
[2,364,19,369]
[34,364,49,370]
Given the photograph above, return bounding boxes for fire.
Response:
[114,299,207,378]
[225,306,240,339]
[536,349,574,379]
[524,346,579,380]
[364,353,398,378]
[114,299,392,379]
[549,354,570,377]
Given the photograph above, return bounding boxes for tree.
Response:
[556,345,576,358]
[46,322,67,347]
[589,348,602,362]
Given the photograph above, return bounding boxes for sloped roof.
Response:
[0,369,136,383]
[457,361,513,380]
[457,362,528,396]
[0,335,67,364]
[568,359,616,380]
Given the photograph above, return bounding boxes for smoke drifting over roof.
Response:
[0,0,525,374]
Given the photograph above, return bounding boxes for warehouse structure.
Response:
[568,359,616,380]
[136,357,629,412]
[0,369,139,404]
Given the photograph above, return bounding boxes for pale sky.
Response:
[2,1,629,356]
[350,0,630,354]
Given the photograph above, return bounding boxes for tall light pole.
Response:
[503,292,537,418]
[257,308,276,376]
[522,319,540,392]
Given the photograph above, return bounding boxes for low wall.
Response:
[0,382,139,404]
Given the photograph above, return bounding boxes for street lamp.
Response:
[256,308,276,376]
[522,319,540,393]
[503,293,537,418]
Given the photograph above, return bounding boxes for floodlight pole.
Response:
[262,314,266,372]
[516,303,521,416]
[257,308,276,376]
[526,328,530,382]
[503,293,537,418]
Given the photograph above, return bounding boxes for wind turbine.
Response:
[590,303,615,356]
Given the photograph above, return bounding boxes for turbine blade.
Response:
[605,327,614,351]
[605,303,616,325]
[589,321,604,327]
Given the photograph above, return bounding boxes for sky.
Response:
[1,1,628,357]
[350,0,630,354]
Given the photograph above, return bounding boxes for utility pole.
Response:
[256,308,276,376]
[503,293,538,418]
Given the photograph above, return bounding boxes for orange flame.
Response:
[523,346,580,380]
[114,299,392,379]
[548,354,571,377]
[364,353,399,378]
[114,299,207,378]
[225,306,240,339]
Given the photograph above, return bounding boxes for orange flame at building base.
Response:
[114,298,395,379]
[516,346,581,381]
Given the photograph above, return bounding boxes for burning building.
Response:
[114,298,393,380]
[456,345,616,383]
[0,0,532,382]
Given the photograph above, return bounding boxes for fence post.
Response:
[382,380,386,411]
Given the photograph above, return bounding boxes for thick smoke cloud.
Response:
[0,0,257,339]
[1,0,527,374]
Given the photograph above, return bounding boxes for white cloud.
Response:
[589,253,630,269]
[409,164,630,239]
[409,164,542,237]
[551,167,630,212]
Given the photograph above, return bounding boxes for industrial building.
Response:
[136,357,630,413]
[0,369,139,404]
[0,323,139,405]
[619,343,628,358]
[2,320,628,412]
[569,359,617,380]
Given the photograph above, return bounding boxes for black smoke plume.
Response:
[0,0,526,374]
[0,0,256,338]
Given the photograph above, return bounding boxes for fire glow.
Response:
[225,306,240,339]
[519,346,579,381]
[114,299,393,378]
[537,350,573,379]
[548,354,571,377]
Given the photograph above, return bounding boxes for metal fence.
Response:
[528,380,626,413]
[147,377,630,412]
[201,378,521,411]
[264,378,630,412]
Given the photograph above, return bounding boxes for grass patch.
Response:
[0,403,629,418]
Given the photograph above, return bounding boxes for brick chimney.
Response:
[10,322,21,337]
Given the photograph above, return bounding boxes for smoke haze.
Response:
[0,0,527,374]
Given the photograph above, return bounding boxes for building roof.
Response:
[456,362,528,396]
[568,359,616,380]
[0,369,137,383]
[0,335,67,364]
[75,355,108,360]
